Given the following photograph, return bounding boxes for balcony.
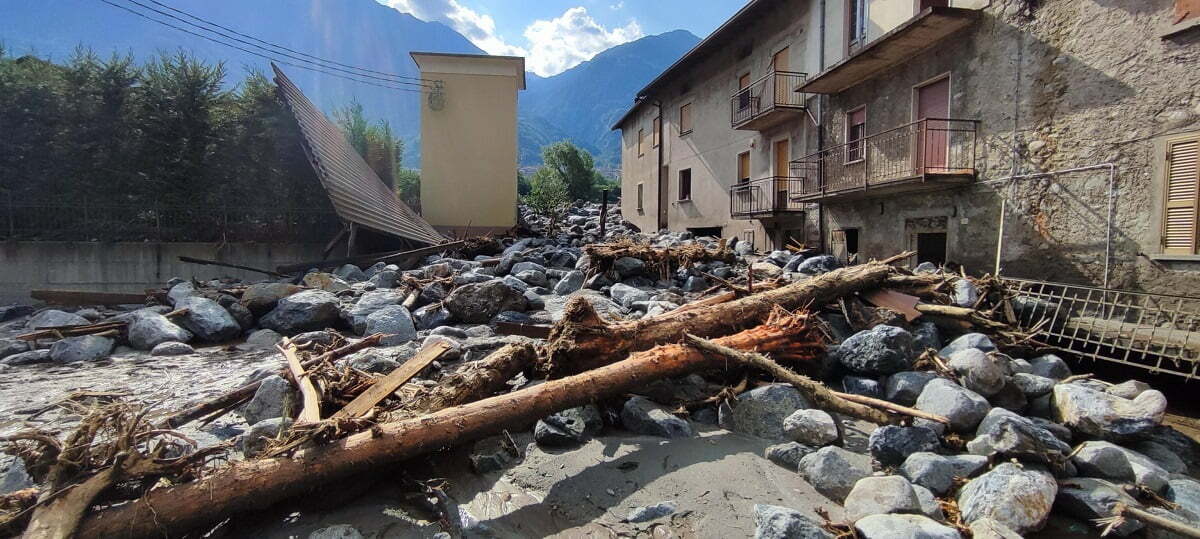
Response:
[730,71,808,131]
[729,177,809,219]
[789,118,978,202]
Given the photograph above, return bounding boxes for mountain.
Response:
[520,30,700,168]
[0,0,699,169]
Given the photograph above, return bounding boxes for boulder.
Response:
[912,322,942,352]
[241,417,293,458]
[751,262,783,279]
[613,257,646,277]
[626,501,677,523]
[854,514,960,539]
[166,282,197,305]
[1012,373,1056,397]
[26,309,88,330]
[242,375,293,425]
[1071,441,1169,492]
[682,275,708,293]
[914,378,990,432]
[224,301,255,330]
[1029,354,1071,379]
[514,270,548,288]
[469,436,520,473]
[953,279,980,308]
[609,283,652,309]
[244,329,282,349]
[968,519,1022,539]
[1107,380,1152,400]
[151,341,194,356]
[1055,478,1144,536]
[719,384,810,441]
[363,305,417,346]
[842,376,884,398]
[0,340,26,361]
[835,325,916,375]
[368,270,399,289]
[869,426,941,467]
[534,405,603,447]
[259,290,341,335]
[0,305,34,323]
[966,407,1071,466]
[1132,440,1189,474]
[783,409,839,446]
[946,349,1005,397]
[0,459,34,494]
[511,261,547,276]
[239,283,302,315]
[912,484,943,520]
[553,270,586,295]
[796,255,839,276]
[127,310,192,350]
[958,463,1057,534]
[621,396,692,438]
[843,475,922,523]
[1168,478,1200,520]
[885,372,938,406]
[764,442,816,471]
[798,446,873,502]
[901,452,988,496]
[753,504,834,539]
[444,281,528,323]
[938,333,996,356]
[343,290,402,334]
[49,335,114,363]
[175,297,241,343]
[413,304,454,330]
[302,272,351,293]
[1,349,51,366]
[1051,383,1166,441]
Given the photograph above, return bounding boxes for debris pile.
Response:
[1,206,1199,538]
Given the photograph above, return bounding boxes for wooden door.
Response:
[772,47,790,105]
[773,139,790,210]
[916,77,950,171]
[1164,138,1200,254]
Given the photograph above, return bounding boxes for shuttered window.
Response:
[1164,137,1200,254]
[638,129,645,157]
[679,103,693,135]
[652,117,661,147]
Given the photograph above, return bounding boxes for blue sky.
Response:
[379,0,744,76]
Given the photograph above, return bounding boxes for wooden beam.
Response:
[279,338,322,424]
[30,290,147,306]
[332,341,452,420]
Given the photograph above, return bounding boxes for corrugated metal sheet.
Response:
[272,64,446,246]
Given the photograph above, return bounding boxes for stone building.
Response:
[613,0,1200,293]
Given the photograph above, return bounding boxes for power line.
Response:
[97,0,431,93]
[140,0,432,84]
[113,0,432,88]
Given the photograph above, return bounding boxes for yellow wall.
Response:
[416,56,522,233]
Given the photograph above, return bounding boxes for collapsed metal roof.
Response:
[272,64,447,246]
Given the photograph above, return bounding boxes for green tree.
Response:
[524,167,570,230]
[541,140,605,201]
[335,100,404,189]
[517,172,532,196]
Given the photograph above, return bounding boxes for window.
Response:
[737,151,751,184]
[679,103,693,135]
[846,107,866,163]
[848,0,867,51]
[737,72,752,111]
[678,169,692,201]
[1163,136,1200,254]
[638,128,645,157]
[652,117,661,148]
[636,183,645,211]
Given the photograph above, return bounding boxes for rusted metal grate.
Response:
[1002,277,1200,379]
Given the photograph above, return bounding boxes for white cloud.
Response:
[384,2,642,77]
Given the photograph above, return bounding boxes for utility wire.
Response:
[141,0,432,84]
[113,0,432,88]
[97,0,431,93]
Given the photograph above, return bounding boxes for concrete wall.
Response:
[415,54,523,234]
[0,242,326,304]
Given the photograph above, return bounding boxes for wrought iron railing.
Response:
[791,118,978,197]
[729,177,808,217]
[730,70,808,128]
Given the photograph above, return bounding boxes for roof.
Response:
[611,0,775,130]
[272,64,448,246]
[410,52,527,90]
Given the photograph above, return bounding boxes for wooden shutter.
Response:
[638,129,645,156]
[680,103,693,134]
[652,117,661,147]
[738,152,751,182]
[1164,138,1200,254]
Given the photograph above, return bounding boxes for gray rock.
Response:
[1145,426,1200,472]
[444,280,528,323]
[626,501,677,523]
[1056,477,1144,536]
[333,264,366,282]
[0,305,34,322]
[1,349,51,366]
[469,435,520,473]
[225,301,254,329]
[885,371,938,406]
[535,405,603,447]
[413,304,453,330]
[127,310,192,350]
[259,290,341,335]
[50,335,114,363]
[308,524,363,539]
[240,283,303,315]
[151,341,194,356]
[1008,357,1033,374]
[344,290,402,334]
[613,257,646,277]
[947,348,1005,397]
[938,333,996,356]
[242,375,293,425]
[854,514,960,539]
[166,282,197,305]
[682,275,708,293]
[364,305,417,346]
[914,262,940,274]
[293,330,338,347]
[796,255,839,275]
[175,297,241,342]
[912,322,941,352]
[26,309,88,330]
[1107,380,1152,400]
[244,329,282,349]
[901,452,989,496]
[1052,383,1166,441]
[0,339,27,361]
[621,396,692,438]
[514,270,548,287]
[1012,373,1056,397]
[753,504,834,539]
[842,376,884,398]
[1132,440,1188,474]
[553,270,585,295]
[511,261,547,276]
[0,459,34,494]
[302,272,351,293]
[783,409,838,446]
[966,407,1071,466]
[764,442,816,470]
[843,475,922,522]
[1072,441,1169,492]
[968,519,1022,539]
[1029,354,1071,379]
[719,384,810,441]
[958,463,1057,534]
[1168,478,1200,519]
[344,351,400,374]
[912,484,944,520]
[835,325,916,375]
[915,378,991,432]
[869,426,941,467]
[609,283,651,308]
[953,279,979,308]
[798,446,873,502]
[242,417,293,458]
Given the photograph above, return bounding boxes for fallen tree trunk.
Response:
[543,262,893,376]
[74,314,823,538]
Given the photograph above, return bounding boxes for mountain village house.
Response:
[613,0,1200,294]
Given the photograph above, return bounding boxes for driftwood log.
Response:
[74,314,824,538]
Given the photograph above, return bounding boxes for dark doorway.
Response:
[688,226,723,239]
[916,232,947,266]
[844,228,859,256]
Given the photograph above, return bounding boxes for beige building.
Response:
[614,0,1200,294]
[411,52,525,236]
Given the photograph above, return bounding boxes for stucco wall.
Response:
[0,242,326,304]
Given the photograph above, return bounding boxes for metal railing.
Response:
[791,118,978,197]
[0,201,342,243]
[729,177,808,217]
[1003,277,1200,379]
[730,70,808,128]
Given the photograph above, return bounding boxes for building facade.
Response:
[613,0,1200,294]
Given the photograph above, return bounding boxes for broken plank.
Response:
[494,321,553,339]
[30,289,147,306]
[279,338,322,424]
[862,289,922,321]
[332,340,452,420]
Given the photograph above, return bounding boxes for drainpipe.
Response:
[986,163,1118,288]
[816,0,827,254]
[655,100,665,232]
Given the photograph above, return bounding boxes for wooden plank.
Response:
[280,337,323,424]
[332,340,452,420]
[862,289,922,321]
[31,289,147,306]
[494,321,554,339]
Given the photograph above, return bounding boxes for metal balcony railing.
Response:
[791,118,979,198]
[730,70,808,128]
[729,177,808,218]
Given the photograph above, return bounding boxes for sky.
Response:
[379,0,745,77]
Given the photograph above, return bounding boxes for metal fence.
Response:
[0,201,342,243]
[1002,277,1200,379]
[730,70,808,128]
[729,177,808,218]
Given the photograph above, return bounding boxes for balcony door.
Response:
[915,76,950,172]
[772,47,790,105]
[774,139,790,210]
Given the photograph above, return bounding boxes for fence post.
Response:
[599,189,608,239]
